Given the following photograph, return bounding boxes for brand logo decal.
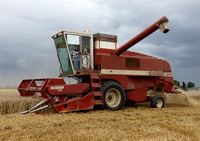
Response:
[149,71,163,76]
[50,86,64,90]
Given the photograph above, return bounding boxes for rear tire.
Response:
[151,95,165,108]
[103,81,125,111]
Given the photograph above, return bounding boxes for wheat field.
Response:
[0,89,200,140]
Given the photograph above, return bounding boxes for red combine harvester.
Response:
[18,16,176,114]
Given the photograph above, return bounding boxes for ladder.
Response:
[90,72,104,105]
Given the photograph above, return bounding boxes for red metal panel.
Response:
[164,77,174,84]
[100,75,127,89]
[40,78,66,99]
[140,58,164,71]
[54,92,94,112]
[127,88,148,102]
[99,50,173,72]
[101,55,125,70]
[46,83,90,95]
[125,76,136,90]
[162,60,172,71]
[94,49,114,66]
[121,51,157,58]
[133,77,155,89]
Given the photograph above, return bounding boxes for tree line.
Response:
[174,80,195,91]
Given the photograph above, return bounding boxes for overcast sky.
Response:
[0,0,200,87]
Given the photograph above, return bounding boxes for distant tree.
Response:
[181,81,186,91]
[187,82,195,88]
[174,80,178,86]
[174,80,180,87]
[178,81,180,87]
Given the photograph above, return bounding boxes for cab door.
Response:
[54,35,74,76]
[81,36,91,69]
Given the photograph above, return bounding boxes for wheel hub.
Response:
[105,88,121,108]
[108,95,113,101]
[156,99,163,108]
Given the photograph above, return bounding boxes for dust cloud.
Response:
[166,91,200,106]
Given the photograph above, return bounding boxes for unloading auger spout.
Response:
[114,16,169,56]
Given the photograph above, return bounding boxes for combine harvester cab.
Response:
[18,16,180,114]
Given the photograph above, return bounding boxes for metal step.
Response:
[94,100,103,105]
[91,83,101,88]
[90,73,100,79]
[93,91,102,96]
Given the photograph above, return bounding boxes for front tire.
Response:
[103,81,125,111]
[151,95,165,108]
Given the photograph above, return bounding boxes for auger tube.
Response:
[114,16,169,56]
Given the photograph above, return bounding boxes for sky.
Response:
[0,0,200,87]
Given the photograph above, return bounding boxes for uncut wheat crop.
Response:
[0,89,42,114]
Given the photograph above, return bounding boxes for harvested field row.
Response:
[0,89,200,140]
[0,103,200,140]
